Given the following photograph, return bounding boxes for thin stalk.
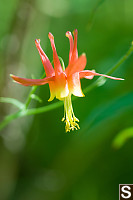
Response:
[0,111,21,131]
[25,72,46,108]
[84,41,133,94]
[107,41,133,75]
[0,97,24,109]
[59,56,65,71]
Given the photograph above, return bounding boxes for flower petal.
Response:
[10,74,54,86]
[79,70,124,80]
[48,32,63,76]
[54,72,69,99]
[66,29,78,65]
[48,82,56,101]
[71,29,78,63]
[35,39,55,77]
[79,70,95,79]
[66,53,87,76]
[66,31,73,65]
[68,72,84,97]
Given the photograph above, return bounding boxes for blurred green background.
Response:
[0,0,133,199]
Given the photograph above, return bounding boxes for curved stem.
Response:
[25,72,46,108]
[58,56,65,71]
[0,111,22,131]
[84,41,133,94]
[107,41,133,75]
[24,101,63,116]
[0,97,24,109]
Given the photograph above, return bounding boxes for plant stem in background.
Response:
[25,73,46,108]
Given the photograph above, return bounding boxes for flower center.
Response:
[62,94,80,132]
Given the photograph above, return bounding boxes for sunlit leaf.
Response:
[96,77,106,87]
[112,127,133,149]
[30,94,42,103]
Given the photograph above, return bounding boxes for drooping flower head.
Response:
[11,30,123,132]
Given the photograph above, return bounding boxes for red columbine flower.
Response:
[11,30,123,132]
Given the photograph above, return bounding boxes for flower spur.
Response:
[11,30,124,132]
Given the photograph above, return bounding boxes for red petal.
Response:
[66,31,74,65]
[80,70,95,79]
[48,33,63,76]
[54,72,69,99]
[79,70,124,80]
[10,74,54,86]
[71,29,78,63]
[35,39,55,77]
[66,53,87,76]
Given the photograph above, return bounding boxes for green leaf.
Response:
[0,97,24,109]
[112,127,133,149]
[30,94,42,103]
[81,92,133,135]
[96,77,107,87]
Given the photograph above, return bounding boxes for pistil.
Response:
[62,94,80,132]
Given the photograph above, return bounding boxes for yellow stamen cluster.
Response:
[62,94,80,132]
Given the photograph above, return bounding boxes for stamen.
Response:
[62,94,80,132]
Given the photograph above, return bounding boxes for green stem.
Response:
[0,111,22,131]
[25,55,65,108]
[24,101,63,116]
[84,41,133,94]
[0,97,24,109]
[25,72,46,108]
[58,56,65,71]
[107,41,133,75]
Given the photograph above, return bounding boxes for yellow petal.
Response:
[68,72,84,97]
